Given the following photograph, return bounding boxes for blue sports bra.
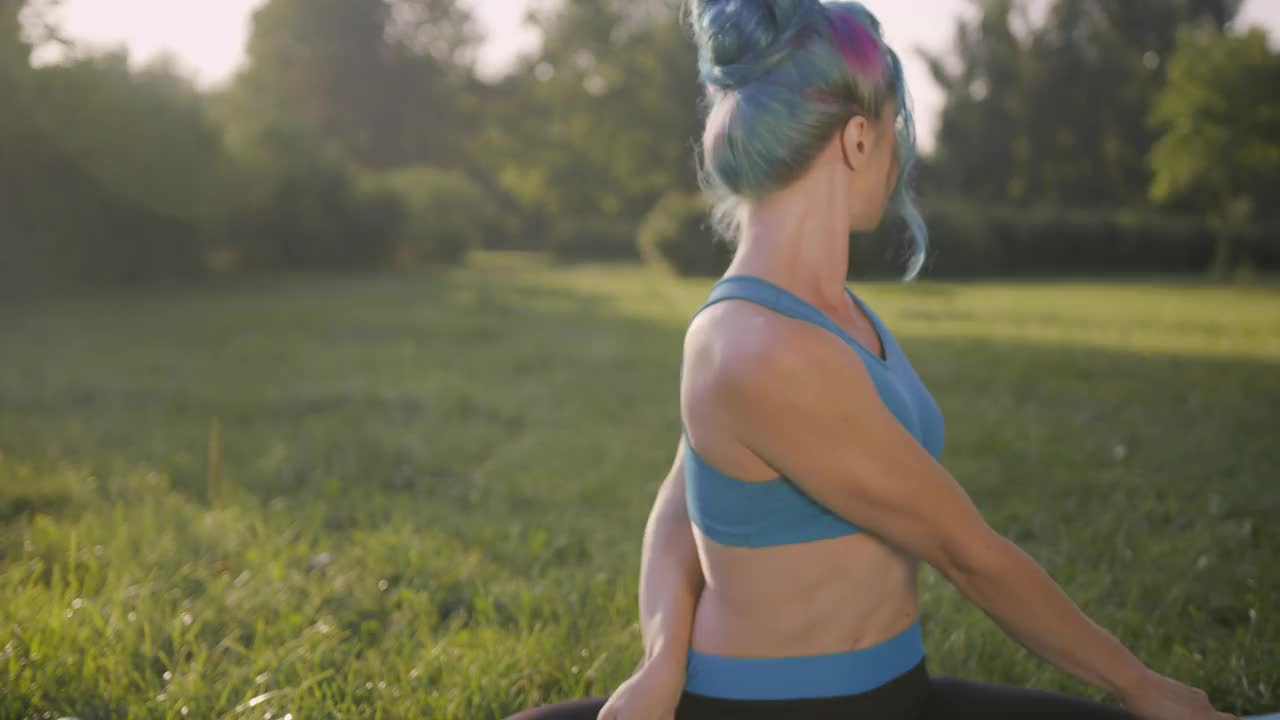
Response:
[682,275,945,548]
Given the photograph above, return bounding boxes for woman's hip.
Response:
[677,656,929,720]
[683,615,926,701]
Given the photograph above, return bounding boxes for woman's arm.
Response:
[713,325,1152,699]
[595,437,702,719]
[637,434,704,666]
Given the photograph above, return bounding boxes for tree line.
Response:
[1,0,1277,294]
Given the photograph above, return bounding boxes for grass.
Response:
[0,251,1277,718]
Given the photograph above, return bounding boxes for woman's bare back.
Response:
[681,295,921,659]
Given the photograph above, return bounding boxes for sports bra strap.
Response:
[688,275,869,358]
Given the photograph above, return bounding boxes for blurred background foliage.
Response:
[1,2,1278,716]
[1,0,1278,293]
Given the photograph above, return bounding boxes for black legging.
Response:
[504,658,1136,719]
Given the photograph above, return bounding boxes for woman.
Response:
[507,1,1237,718]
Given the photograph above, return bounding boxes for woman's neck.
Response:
[728,166,853,311]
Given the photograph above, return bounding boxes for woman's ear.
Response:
[840,115,870,172]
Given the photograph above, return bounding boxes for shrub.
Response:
[637,192,731,276]
[237,162,403,271]
[549,218,640,263]
[0,126,206,293]
[366,167,497,266]
[226,126,404,272]
[856,204,1239,279]
[1242,221,1280,270]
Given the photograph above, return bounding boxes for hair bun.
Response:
[690,0,827,89]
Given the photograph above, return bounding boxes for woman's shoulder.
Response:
[683,302,867,414]
[686,299,807,371]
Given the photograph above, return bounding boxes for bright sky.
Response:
[42,0,1280,153]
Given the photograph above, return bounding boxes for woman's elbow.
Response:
[942,525,1017,591]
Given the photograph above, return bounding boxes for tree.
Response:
[926,0,1243,208]
[29,52,239,225]
[1,50,238,289]
[1,0,27,87]
[1,0,61,128]
[386,0,483,74]
[224,0,479,170]
[923,0,1026,202]
[474,0,702,234]
[1019,0,1243,206]
[1150,27,1280,276]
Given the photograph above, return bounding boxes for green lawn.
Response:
[1,252,1277,718]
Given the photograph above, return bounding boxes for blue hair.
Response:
[688,0,927,281]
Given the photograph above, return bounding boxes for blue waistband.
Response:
[684,618,925,700]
